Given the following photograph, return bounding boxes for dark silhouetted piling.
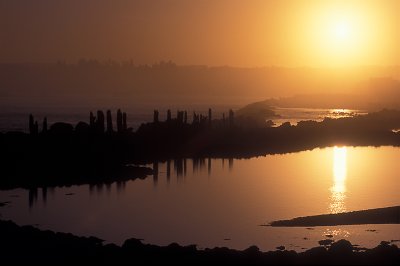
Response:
[42,117,47,133]
[153,110,159,123]
[29,114,38,135]
[106,110,113,133]
[122,112,127,131]
[167,109,171,123]
[229,109,234,127]
[97,110,105,133]
[90,112,96,128]
[117,109,123,133]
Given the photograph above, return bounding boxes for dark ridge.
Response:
[269,206,400,227]
[1,219,399,265]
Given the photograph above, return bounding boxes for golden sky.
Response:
[1,0,399,67]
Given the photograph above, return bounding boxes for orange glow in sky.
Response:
[294,1,398,67]
[0,0,398,67]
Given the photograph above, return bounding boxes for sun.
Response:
[324,14,359,51]
[332,20,352,42]
[314,11,365,65]
[296,2,388,67]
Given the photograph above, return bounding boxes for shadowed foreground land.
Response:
[0,220,399,265]
[269,206,400,227]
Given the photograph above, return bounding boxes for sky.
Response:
[0,0,399,67]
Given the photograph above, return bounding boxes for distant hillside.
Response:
[1,63,399,107]
[235,101,278,127]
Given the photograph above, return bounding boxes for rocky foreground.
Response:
[0,220,399,265]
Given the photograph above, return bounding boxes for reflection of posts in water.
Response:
[193,158,199,173]
[174,159,183,178]
[28,188,38,208]
[42,187,47,205]
[208,157,211,176]
[166,160,171,182]
[153,162,159,186]
[27,187,51,208]
[105,183,112,194]
[96,183,104,195]
[222,158,225,169]
[200,158,206,171]
[48,187,55,198]
[116,181,126,193]
[89,184,95,195]
[229,158,234,171]
[183,158,187,177]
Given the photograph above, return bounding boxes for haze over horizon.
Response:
[1,0,399,67]
[1,0,400,110]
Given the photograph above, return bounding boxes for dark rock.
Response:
[328,239,354,255]
[319,239,334,246]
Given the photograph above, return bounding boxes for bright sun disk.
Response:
[333,20,351,41]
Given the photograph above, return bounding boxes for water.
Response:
[271,107,367,126]
[1,146,399,251]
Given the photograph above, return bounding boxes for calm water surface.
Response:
[0,146,399,251]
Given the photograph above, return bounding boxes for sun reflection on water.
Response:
[323,228,350,238]
[330,146,347,213]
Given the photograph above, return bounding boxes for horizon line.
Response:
[0,61,399,69]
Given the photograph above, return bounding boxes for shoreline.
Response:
[269,206,400,227]
[1,219,399,264]
[1,109,400,190]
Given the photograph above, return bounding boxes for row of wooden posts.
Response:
[28,108,236,135]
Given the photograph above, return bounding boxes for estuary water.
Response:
[0,146,399,251]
